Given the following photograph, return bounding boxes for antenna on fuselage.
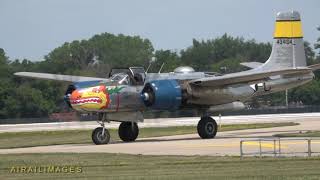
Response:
[146,57,156,73]
[158,63,165,74]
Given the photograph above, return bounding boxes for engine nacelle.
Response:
[141,79,182,110]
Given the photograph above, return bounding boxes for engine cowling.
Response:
[141,79,182,110]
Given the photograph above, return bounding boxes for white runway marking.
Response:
[1,112,320,133]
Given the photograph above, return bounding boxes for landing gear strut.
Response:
[92,113,111,145]
[92,127,111,145]
[197,116,218,139]
[118,122,139,142]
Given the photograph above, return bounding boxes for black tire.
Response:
[118,122,139,142]
[197,116,218,139]
[92,127,111,145]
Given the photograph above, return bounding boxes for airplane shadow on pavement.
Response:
[106,129,309,145]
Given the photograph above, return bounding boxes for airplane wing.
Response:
[189,68,312,87]
[240,62,263,69]
[14,72,107,82]
[308,63,320,71]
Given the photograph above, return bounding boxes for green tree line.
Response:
[0,29,319,118]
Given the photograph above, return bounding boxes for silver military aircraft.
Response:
[15,11,320,144]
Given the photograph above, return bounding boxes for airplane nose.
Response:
[69,89,81,106]
[68,85,108,111]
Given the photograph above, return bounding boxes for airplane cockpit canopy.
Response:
[108,67,146,86]
[110,73,130,85]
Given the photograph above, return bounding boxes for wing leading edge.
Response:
[240,62,263,69]
[308,63,320,71]
[14,72,107,82]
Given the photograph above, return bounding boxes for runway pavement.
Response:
[1,113,320,156]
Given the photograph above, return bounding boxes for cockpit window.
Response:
[110,73,130,85]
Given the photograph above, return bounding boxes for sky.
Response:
[0,0,319,61]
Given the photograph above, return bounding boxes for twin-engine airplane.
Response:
[15,11,320,144]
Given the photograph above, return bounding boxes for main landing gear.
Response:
[118,122,139,142]
[92,113,139,145]
[197,116,218,139]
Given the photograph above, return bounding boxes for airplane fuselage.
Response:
[69,71,314,113]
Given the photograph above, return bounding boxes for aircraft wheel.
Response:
[197,116,217,139]
[118,122,139,142]
[92,127,110,145]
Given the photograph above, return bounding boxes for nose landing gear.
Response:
[92,127,111,145]
[92,113,111,145]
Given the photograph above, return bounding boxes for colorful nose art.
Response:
[70,85,110,110]
[70,85,124,111]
